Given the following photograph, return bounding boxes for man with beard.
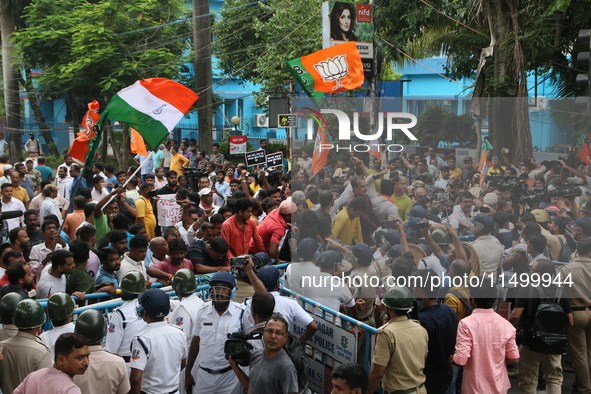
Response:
[0,260,35,298]
[1,183,26,231]
[9,227,30,261]
[14,333,90,394]
[37,249,77,299]
[185,271,246,394]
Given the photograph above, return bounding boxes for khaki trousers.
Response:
[568,309,591,394]
[517,345,562,394]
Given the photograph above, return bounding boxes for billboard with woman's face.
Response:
[322,1,374,75]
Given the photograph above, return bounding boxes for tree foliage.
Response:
[213,0,322,106]
[413,103,475,146]
[13,0,192,163]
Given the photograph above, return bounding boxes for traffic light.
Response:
[575,29,591,114]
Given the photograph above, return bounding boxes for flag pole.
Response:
[101,151,155,210]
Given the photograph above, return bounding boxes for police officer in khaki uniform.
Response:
[39,292,76,356]
[73,309,130,394]
[365,286,428,394]
[0,292,24,341]
[0,298,53,393]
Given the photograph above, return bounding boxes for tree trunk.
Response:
[1,11,21,163]
[107,123,125,166]
[193,0,213,150]
[24,70,59,156]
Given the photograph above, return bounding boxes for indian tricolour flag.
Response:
[102,78,199,149]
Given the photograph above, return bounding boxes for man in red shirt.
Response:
[221,198,264,259]
[252,200,296,259]
[147,238,194,281]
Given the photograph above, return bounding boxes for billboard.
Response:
[322,1,374,76]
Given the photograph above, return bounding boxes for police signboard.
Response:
[266,152,283,168]
[293,314,357,364]
[278,114,297,127]
[306,358,336,394]
[245,149,267,167]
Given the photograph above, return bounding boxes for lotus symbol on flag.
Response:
[313,54,349,91]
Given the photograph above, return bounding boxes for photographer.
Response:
[228,314,298,394]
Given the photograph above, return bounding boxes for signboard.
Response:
[306,358,335,394]
[229,136,247,155]
[266,152,283,168]
[156,194,182,227]
[245,149,267,167]
[322,2,374,76]
[293,314,357,364]
[278,114,297,127]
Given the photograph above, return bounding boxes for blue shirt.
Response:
[69,176,87,212]
[135,154,153,176]
[418,303,458,392]
[152,150,165,172]
[34,165,54,181]
[95,265,119,289]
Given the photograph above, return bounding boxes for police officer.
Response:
[130,288,186,394]
[365,286,428,394]
[73,309,131,394]
[39,292,76,356]
[104,270,147,365]
[185,271,246,394]
[0,298,52,393]
[0,292,24,341]
[170,268,205,394]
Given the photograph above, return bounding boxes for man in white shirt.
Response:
[301,250,356,326]
[36,249,75,299]
[90,175,109,202]
[55,166,73,201]
[1,183,25,231]
[39,185,62,226]
[39,292,76,356]
[117,235,149,282]
[284,238,320,295]
[471,213,504,280]
[447,192,477,230]
[30,220,68,282]
[57,155,74,177]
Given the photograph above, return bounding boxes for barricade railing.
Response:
[280,286,379,373]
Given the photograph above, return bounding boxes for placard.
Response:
[156,194,182,227]
[245,149,267,167]
[266,151,284,168]
[229,135,247,155]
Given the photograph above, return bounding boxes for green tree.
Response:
[213,0,322,106]
[14,0,192,164]
[374,0,591,164]
[413,103,475,146]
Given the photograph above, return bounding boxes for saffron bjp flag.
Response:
[68,100,100,164]
[100,78,199,150]
[301,107,330,176]
[579,134,591,165]
[286,42,364,97]
[130,127,148,156]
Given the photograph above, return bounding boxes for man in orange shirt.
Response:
[221,197,264,259]
[62,196,87,240]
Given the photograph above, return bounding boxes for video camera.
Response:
[224,330,263,366]
[521,185,582,203]
[487,175,529,196]
[183,167,209,191]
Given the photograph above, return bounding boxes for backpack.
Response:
[527,286,569,355]
[557,236,572,263]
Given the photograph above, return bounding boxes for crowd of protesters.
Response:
[1,137,591,393]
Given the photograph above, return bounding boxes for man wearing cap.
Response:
[471,213,504,280]
[185,271,246,394]
[531,208,563,262]
[482,192,498,213]
[222,197,265,259]
[247,260,318,343]
[285,238,321,295]
[130,288,187,394]
[0,299,53,393]
[349,243,380,326]
[366,286,428,394]
[39,292,76,356]
[199,187,220,214]
[253,200,295,259]
[560,237,591,393]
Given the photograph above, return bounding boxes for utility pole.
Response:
[193,0,213,149]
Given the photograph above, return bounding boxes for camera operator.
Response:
[228,314,298,394]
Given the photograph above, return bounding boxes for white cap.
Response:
[483,192,498,205]
[198,187,212,196]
